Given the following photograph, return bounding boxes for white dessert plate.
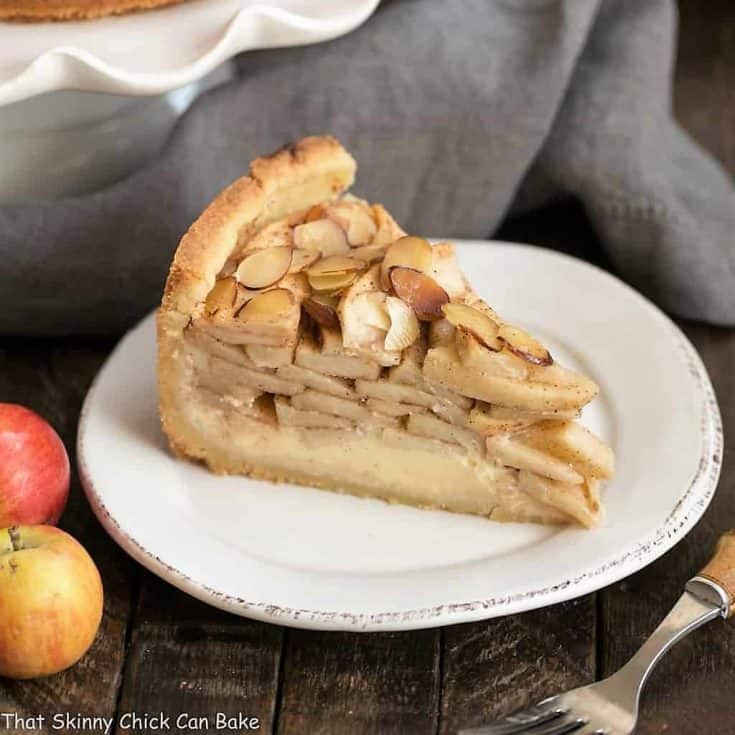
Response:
[78,242,722,631]
[0,0,379,105]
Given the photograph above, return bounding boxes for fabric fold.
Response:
[0,0,732,334]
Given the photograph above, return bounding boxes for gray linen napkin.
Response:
[1,0,733,335]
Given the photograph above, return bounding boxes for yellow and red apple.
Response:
[0,403,70,526]
[0,525,103,679]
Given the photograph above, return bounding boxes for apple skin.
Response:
[0,525,103,679]
[0,404,70,527]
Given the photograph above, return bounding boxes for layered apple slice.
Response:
[159,136,614,528]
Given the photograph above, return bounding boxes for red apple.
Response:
[0,404,70,526]
[0,525,103,679]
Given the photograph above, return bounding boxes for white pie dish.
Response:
[0,0,378,203]
[0,0,379,105]
[78,241,722,631]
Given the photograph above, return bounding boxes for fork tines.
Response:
[458,699,592,735]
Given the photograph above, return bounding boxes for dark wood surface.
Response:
[1,2,733,733]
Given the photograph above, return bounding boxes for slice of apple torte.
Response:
[158,136,614,528]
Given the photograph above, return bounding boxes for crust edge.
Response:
[0,0,184,20]
[158,136,357,462]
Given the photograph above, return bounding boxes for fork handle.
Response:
[596,533,735,711]
[692,530,735,618]
[458,533,734,735]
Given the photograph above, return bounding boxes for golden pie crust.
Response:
[0,0,184,20]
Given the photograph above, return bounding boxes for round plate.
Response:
[0,0,378,106]
[78,242,722,631]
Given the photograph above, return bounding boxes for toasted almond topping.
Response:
[389,267,449,321]
[384,296,420,351]
[498,324,553,366]
[303,295,341,330]
[293,219,350,256]
[350,244,387,265]
[442,302,502,350]
[205,277,239,315]
[380,236,432,290]
[288,249,321,274]
[236,247,293,289]
[237,288,294,322]
[306,255,365,277]
[308,270,359,294]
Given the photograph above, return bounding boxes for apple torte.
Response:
[158,136,614,528]
[0,0,184,20]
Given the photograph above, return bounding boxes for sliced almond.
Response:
[293,219,350,256]
[350,244,387,265]
[468,297,501,324]
[288,249,320,274]
[303,295,340,330]
[390,267,449,321]
[327,201,377,246]
[498,324,553,366]
[307,270,358,294]
[384,295,420,351]
[236,247,292,289]
[237,288,294,323]
[204,277,239,315]
[442,302,501,350]
[380,236,432,290]
[306,255,365,277]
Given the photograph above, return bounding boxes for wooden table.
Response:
[1,2,733,732]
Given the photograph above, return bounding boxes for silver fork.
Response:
[459,531,735,735]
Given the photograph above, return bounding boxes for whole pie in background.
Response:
[158,136,615,528]
[0,0,184,20]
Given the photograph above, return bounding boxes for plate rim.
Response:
[78,241,723,631]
